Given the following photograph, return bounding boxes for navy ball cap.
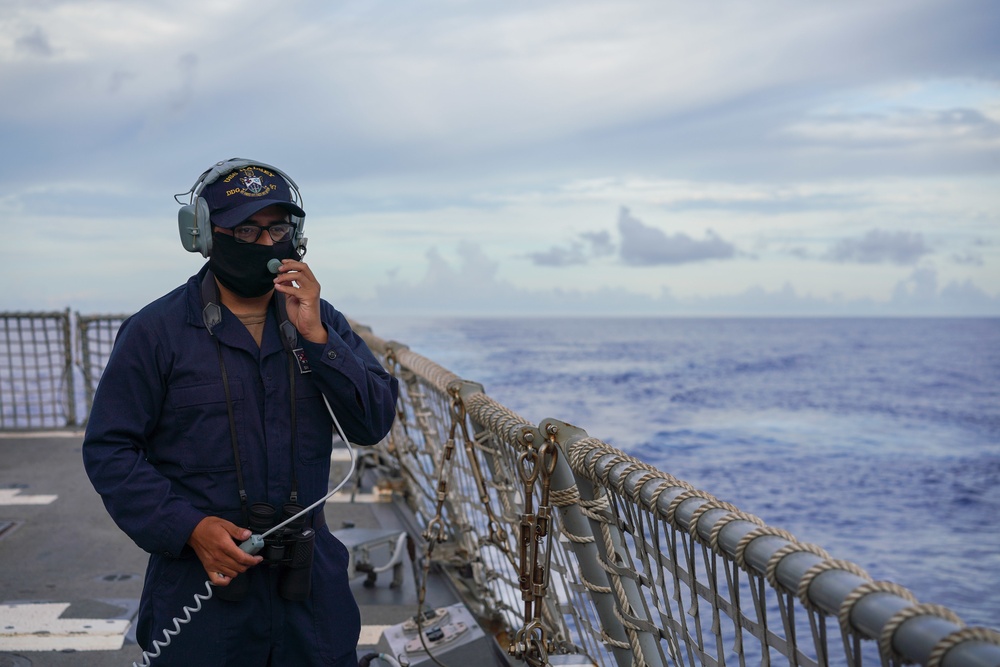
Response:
[203,165,305,228]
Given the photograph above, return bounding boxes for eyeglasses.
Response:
[230,222,296,244]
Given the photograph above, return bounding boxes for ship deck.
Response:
[0,431,465,666]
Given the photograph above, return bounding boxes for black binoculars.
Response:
[215,502,315,603]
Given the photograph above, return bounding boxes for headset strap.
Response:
[215,338,249,523]
[273,292,301,503]
[201,270,249,524]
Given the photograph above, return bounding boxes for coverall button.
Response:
[327,351,337,360]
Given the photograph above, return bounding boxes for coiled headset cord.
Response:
[133,395,358,667]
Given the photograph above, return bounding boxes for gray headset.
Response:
[176,158,307,258]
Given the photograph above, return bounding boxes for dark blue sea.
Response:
[366,316,1000,629]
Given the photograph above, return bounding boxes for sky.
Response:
[2,0,999,318]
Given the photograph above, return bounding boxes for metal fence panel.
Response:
[0,311,127,429]
[0,310,75,429]
[77,313,128,421]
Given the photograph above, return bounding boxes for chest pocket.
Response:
[294,376,334,465]
[163,380,245,472]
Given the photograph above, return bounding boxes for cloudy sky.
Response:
[2,0,998,317]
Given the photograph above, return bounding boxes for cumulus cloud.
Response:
[108,69,137,95]
[359,242,672,316]
[168,52,199,113]
[891,266,939,301]
[786,108,1000,149]
[889,268,1000,315]
[370,242,514,314]
[951,251,983,266]
[526,243,589,267]
[826,229,930,265]
[526,230,616,266]
[527,210,738,268]
[618,207,736,266]
[340,244,1000,317]
[580,230,615,257]
[14,26,53,57]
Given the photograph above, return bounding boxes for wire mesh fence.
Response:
[0,310,127,429]
[0,310,75,429]
[77,313,128,419]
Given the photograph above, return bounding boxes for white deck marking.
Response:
[0,489,57,505]
[327,493,380,504]
[358,624,390,646]
[0,430,84,439]
[0,602,130,651]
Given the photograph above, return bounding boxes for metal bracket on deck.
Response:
[333,528,408,588]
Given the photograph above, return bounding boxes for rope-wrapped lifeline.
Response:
[615,468,656,504]
[395,347,460,394]
[765,542,831,593]
[733,525,796,572]
[464,391,532,443]
[797,558,871,610]
[926,626,1000,667]
[837,580,916,638]
[708,511,764,557]
[663,488,716,531]
[594,452,634,489]
[621,469,662,504]
[686,499,739,547]
[878,603,964,665]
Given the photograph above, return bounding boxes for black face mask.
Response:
[209,232,299,298]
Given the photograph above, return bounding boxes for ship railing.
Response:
[2,310,998,666]
[352,321,1000,667]
[0,310,128,430]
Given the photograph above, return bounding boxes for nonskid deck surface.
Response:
[0,433,458,667]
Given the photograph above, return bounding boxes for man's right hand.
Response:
[187,516,264,586]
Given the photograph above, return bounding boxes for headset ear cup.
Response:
[178,204,199,254]
[177,198,213,257]
[195,197,212,257]
[291,214,307,258]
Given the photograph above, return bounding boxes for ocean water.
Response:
[365,316,1000,629]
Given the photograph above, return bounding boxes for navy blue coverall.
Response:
[82,265,398,666]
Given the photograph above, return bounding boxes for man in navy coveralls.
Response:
[83,159,398,666]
